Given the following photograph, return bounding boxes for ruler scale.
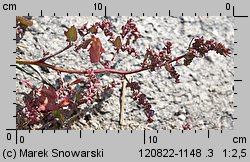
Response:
[1,0,249,161]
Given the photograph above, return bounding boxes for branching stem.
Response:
[39,43,73,62]
[16,52,189,76]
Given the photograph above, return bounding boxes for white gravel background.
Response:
[16,16,234,130]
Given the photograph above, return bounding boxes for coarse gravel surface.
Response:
[16,16,234,130]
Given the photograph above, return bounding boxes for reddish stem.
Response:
[16,52,189,76]
[39,44,73,62]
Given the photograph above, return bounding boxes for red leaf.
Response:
[37,85,58,111]
[38,97,48,111]
[89,36,105,63]
[40,85,57,99]
[58,97,72,107]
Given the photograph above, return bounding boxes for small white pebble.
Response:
[178,114,186,121]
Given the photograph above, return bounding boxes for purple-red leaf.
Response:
[37,85,58,111]
[89,36,105,63]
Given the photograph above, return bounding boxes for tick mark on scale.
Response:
[39,10,43,17]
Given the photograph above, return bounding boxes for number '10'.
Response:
[94,3,103,10]
[149,136,157,143]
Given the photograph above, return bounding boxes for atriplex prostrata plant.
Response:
[16,17,231,128]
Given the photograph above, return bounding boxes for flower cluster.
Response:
[121,18,142,45]
[120,19,142,58]
[77,19,113,38]
[77,70,101,105]
[142,41,180,83]
[192,37,231,57]
[184,37,231,66]
[142,42,172,70]
[126,81,154,123]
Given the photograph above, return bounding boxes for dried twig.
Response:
[119,79,126,126]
